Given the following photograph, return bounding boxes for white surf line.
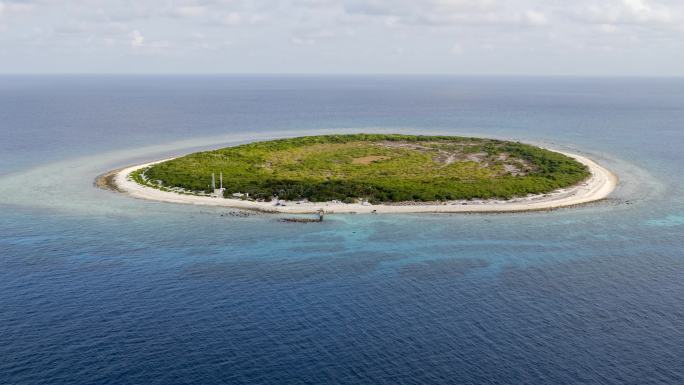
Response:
[112,151,618,214]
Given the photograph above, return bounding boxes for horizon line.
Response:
[0,72,683,79]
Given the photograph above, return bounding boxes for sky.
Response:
[0,0,683,75]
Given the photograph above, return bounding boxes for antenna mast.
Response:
[212,173,215,190]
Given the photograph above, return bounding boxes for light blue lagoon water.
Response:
[1,76,683,384]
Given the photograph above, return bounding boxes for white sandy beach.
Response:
[112,151,617,214]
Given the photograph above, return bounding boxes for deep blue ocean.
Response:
[1,76,683,384]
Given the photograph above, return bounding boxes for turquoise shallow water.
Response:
[1,76,683,384]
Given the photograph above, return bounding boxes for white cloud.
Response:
[291,36,314,45]
[221,12,242,26]
[291,27,337,45]
[337,0,547,27]
[598,24,620,33]
[1,0,684,74]
[217,11,267,26]
[172,6,206,18]
[450,43,464,55]
[0,0,36,17]
[573,0,677,25]
[130,30,144,47]
[524,10,548,26]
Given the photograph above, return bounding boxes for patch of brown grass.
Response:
[351,155,391,165]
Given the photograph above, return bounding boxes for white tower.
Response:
[213,172,225,198]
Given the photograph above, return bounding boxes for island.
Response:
[102,134,618,213]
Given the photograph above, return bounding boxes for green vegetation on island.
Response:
[141,134,590,203]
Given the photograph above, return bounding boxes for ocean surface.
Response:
[1,75,683,384]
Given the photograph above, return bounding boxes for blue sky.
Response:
[1,0,683,75]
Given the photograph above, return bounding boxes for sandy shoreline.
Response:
[104,151,617,214]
